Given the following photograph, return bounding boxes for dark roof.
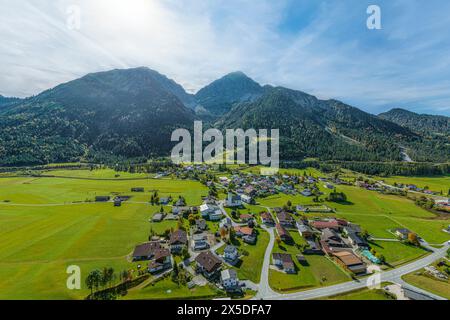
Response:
[277,212,294,223]
[154,248,171,261]
[170,229,188,245]
[132,241,161,258]
[275,224,291,238]
[195,251,222,273]
[273,253,295,269]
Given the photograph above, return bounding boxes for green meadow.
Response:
[0,168,449,299]
[0,174,209,299]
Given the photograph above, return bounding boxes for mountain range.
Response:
[0,67,448,166]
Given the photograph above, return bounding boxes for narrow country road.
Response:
[254,225,277,299]
[254,241,449,300]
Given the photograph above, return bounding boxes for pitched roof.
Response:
[170,229,187,245]
[275,223,291,238]
[311,220,340,230]
[132,241,162,257]
[234,226,254,236]
[195,251,222,273]
[333,251,364,266]
[221,269,238,280]
[277,211,294,222]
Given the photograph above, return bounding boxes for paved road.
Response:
[255,225,278,299]
[256,242,449,300]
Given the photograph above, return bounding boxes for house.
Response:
[172,206,191,215]
[159,197,170,205]
[195,219,207,232]
[240,214,253,222]
[275,224,293,243]
[152,213,164,222]
[296,222,314,238]
[148,248,171,274]
[114,198,122,207]
[219,218,232,230]
[304,238,323,255]
[243,234,257,244]
[169,230,188,253]
[324,183,334,189]
[223,245,239,263]
[261,212,275,226]
[192,233,209,251]
[234,226,254,238]
[395,228,411,240]
[320,228,349,254]
[132,241,162,261]
[301,189,313,197]
[195,251,222,278]
[272,253,296,274]
[226,192,242,207]
[174,197,186,207]
[311,220,341,231]
[221,269,240,291]
[95,196,110,202]
[208,209,223,221]
[277,212,295,228]
[347,231,369,249]
[333,251,367,274]
[131,187,144,192]
[296,254,308,266]
[240,194,255,204]
[200,204,222,221]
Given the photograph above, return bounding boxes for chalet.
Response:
[200,204,223,221]
[333,251,367,274]
[159,197,170,205]
[320,228,349,254]
[275,224,293,243]
[324,183,334,189]
[296,222,314,238]
[240,194,255,204]
[347,231,369,249]
[277,212,295,228]
[132,241,162,261]
[219,217,232,230]
[195,251,222,278]
[311,220,341,231]
[148,248,171,274]
[172,206,191,215]
[174,197,186,207]
[395,228,411,240]
[301,189,313,197]
[234,226,254,238]
[226,192,242,207]
[272,253,296,274]
[95,196,110,202]
[208,209,223,221]
[223,245,239,263]
[131,187,144,192]
[261,212,275,226]
[169,230,188,253]
[240,214,253,222]
[195,219,207,232]
[221,269,240,292]
[152,213,164,222]
[192,233,209,251]
[243,234,257,244]
[296,254,308,266]
[114,198,122,207]
[304,238,323,255]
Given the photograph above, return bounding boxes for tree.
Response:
[407,232,420,246]
[171,262,179,284]
[86,269,102,294]
[275,236,281,246]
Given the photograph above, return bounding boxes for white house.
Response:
[301,189,313,197]
[200,203,222,220]
[209,209,223,221]
[226,192,242,207]
[239,194,255,204]
[192,233,209,251]
[221,269,239,291]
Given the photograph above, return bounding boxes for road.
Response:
[254,225,278,299]
[254,241,449,300]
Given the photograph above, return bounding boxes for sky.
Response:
[1,0,450,116]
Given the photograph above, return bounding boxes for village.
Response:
[113,164,449,298]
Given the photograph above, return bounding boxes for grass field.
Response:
[368,241,429,267]
[378,175,450,194]
[269,232,350,292]
[0,175,209,299]
[0,167,449,299]
[325,285,395,300]
[402,270,450,299]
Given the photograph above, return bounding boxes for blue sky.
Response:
[1,0,449,115]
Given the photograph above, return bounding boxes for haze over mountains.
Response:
[0,67,448,166]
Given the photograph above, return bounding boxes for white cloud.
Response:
[0,0,449,115]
